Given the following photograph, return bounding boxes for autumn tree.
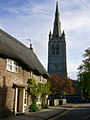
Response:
[48,74,74,95]
[77,47,90,98]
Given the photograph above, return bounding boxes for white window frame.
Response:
[40,75,44,83]
[6,59,18,73]
[40,75,42,82]
[30,71,33,78]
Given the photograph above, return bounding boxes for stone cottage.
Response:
[0,29,50,118]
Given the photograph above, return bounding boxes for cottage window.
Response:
[6,59,18,73]
[7,59,12,71]
[30,71,33,78]
[40,75,42,82]
[13,61,18,73]
[40,75,44,82]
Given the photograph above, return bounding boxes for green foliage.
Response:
[37,82,51,97]
[27,78,39,104]
[29,104,39,112]
[37,82,51,108]
[77,47,90,98]
[45,104,49,109]
[27,78,51,106]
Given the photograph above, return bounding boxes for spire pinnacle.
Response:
[53,1,61,37]
[56,1,58,13]
[49,30,51,36]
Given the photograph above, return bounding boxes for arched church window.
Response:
[52,44,55,54]
[56,44,59,54]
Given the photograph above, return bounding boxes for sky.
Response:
[0,0,90,80]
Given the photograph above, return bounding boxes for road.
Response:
[48,104,90,120]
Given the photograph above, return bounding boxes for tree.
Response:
[77,47,90,98]
[27,78,51,107]
[48,74,74,95]
[37,82,51,108]
[37,82,51,97]
[27,78,39,104]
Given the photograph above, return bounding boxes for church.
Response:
[48,2,67,77]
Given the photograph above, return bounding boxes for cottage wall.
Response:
[0,57,48,118]
[33,74,47,85]
[0,57,30,117]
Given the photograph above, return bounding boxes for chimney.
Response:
[30,44,33,51]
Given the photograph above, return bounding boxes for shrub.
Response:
[29,104,39,112]
[45,104,49,109]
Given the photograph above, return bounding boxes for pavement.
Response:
[1,104,81,120]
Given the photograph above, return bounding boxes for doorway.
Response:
[15,87,25,114]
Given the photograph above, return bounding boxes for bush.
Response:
[45,104,49,109]
[29,104,39,112]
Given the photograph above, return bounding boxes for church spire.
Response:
[56,1,59,13]
[53,1,61,37]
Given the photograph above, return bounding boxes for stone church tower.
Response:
[48,2,67,76]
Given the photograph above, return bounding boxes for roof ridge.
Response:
[0,29,31,52]
[0,29,50,78]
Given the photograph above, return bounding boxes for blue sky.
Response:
[0,0,90,79]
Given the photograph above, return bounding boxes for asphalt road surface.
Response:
[48,104,90,120]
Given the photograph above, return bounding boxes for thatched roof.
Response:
[0,29,50,78]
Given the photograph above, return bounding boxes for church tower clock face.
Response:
[48,2,67,77]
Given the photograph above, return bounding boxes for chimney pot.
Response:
[30,44,33,51]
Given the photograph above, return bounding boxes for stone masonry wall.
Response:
[0,57,30,118]
[0,57,48,118]
[33,74,47,85]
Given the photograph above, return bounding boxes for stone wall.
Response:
[0,57,48,118]
[33,74,47,85]
[62,99,67,105]
[54,99,60,106]
[0,57,30,118]
[48,99,67,106]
